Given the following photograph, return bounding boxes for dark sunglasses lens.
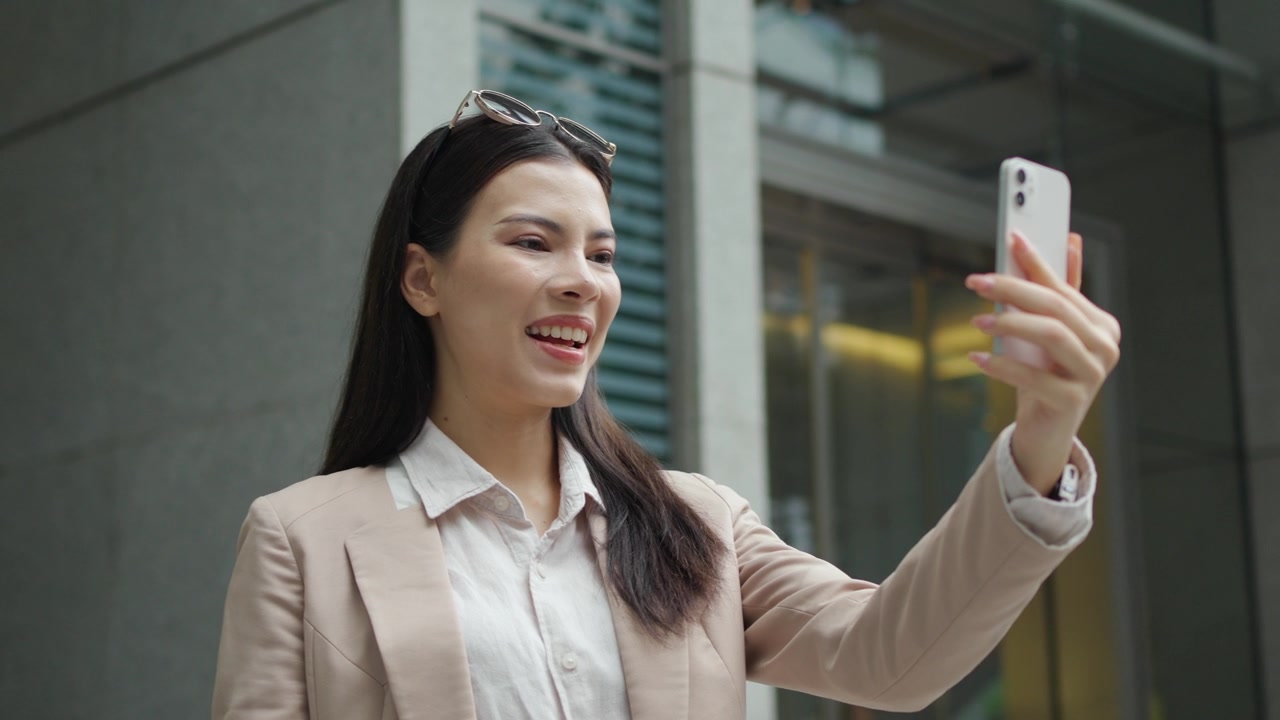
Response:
[558,118,612,153]
[479,92,539,125]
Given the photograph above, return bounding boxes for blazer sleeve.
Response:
[211,496,309,719]
[714,436,1091,712]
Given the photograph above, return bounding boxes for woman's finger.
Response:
[973,312,1106,385]
[969,351,1087,411]
[1011,231,1071,291]
[966,274,1114,359]
[1010,232,1119,343]
[1066,233,1083,291]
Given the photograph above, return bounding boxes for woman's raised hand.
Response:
[965,232,1122,494]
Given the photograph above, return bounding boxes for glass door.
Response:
[762,185,1120,720]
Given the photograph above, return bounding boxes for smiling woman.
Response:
[212,96,732,720]
[399,159,621,410]
[212,89,1119,720]
[317,105,726,632]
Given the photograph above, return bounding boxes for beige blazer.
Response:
[212,440,1081,720]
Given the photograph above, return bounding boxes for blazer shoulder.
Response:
[260,465,389,530]
[663,469,749,520]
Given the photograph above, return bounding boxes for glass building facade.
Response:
[753,1,1267,718]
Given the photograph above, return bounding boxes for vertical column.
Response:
[400,0,478,155]
[1226,126,1280,720]
[664,1,773,718]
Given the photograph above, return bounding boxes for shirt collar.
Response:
[399,419,605,520]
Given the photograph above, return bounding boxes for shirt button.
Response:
[492,495,511,512]
[561,653,578,671]
[536,562,547,578]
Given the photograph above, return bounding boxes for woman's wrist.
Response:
[1010,424,1076,496]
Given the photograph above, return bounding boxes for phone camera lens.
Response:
[1016,168,1027,184]
[1015,191,1026,207]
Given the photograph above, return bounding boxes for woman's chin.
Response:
[518,379,587,411]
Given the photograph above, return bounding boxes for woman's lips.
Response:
[528,334,587,365]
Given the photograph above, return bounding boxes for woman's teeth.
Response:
[525,325,589,347]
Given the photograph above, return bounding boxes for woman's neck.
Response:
[428,401,559,497]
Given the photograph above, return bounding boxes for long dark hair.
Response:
[322,115,726,637]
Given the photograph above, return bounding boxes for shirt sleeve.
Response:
[995,423,1096,550]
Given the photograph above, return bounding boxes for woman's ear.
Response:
[402,243,441,317]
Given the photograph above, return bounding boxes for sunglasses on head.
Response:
[425,89,617,171]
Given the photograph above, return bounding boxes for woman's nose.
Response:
[551,254,602,301]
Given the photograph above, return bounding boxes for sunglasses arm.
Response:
[449,90,480,129]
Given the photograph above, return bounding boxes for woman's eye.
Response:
[590,251,615,266]
[514,237,548,251]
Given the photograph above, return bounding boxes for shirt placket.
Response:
[482,485,582,720]
[528,518,583,720]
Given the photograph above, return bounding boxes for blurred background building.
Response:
[1,1,1276,719]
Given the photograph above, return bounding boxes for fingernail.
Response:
[966,274,995,291]
[972,314,996,330]
[969,351,991,367]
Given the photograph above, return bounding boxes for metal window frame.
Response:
[477,5,666,74]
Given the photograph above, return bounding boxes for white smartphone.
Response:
[995,157,1072,370]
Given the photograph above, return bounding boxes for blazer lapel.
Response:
[346,505,477,720]
[590,512,689,720]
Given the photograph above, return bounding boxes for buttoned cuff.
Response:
[995,423,1096,550]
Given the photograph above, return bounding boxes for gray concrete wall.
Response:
[1226,125,1280,720]
[0,1,398,717]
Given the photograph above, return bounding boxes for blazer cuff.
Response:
[995,423,1096,550]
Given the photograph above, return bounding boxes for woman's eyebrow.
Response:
[495,213,616,241]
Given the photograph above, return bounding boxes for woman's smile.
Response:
[525,314,595,366]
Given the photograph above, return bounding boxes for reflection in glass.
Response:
[764,194,999,719]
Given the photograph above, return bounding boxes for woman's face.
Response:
[403,158,621,415]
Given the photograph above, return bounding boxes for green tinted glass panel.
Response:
[481,0,661,55]
[480,14,670,460]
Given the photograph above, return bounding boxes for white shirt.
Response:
[388,420,631,720]
[387,421,1094,720]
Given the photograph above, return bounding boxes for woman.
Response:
[212,90,1121,720]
